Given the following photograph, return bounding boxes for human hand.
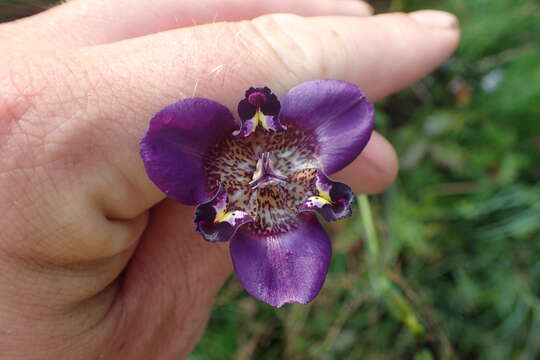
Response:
[0,0,458,358]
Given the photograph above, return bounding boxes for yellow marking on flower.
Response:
[250,109,271,132]
[215,209,238,223]
[258,109,269,130]
[307,195,332,205]
[214,207,227,223]
[317,186,332,204]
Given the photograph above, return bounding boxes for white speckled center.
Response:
[204,126,319,235]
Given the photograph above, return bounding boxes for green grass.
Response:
[196,1,540,358]
[3,0,539,358]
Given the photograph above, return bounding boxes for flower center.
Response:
[249,152,288,190]
[204,127,318,234]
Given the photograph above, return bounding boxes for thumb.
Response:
[106,199,231,359]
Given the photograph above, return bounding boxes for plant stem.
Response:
[358,194,379,261]
[358,194,425,335]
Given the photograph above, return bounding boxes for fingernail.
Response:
[409,10,459,29]
[337,0,374,16]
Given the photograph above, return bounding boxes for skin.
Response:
[0,0,459,358]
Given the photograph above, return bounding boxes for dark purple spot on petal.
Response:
[237,98,257,122]
[260,92,280,116]
[248,91,267,107]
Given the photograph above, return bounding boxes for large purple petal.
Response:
[280,80,374,174]
[230,215,331,307]
[140,98,238,205]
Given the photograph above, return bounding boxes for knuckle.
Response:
[0,53,135,268]
[4,205,144,270]
[0,56,35,126]
[0,55,72,223]
[244,14,327,81]
[0,52,101,195]
[39,211,142,266]
[0,54,92,174]
[1,52,95,142]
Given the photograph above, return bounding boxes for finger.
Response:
[63,10,457,217]
[8,9,458,235]
[334,132,398,194]
[0,0,373,49]
[105,200,231,359]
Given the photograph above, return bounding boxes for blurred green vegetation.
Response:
[2,0,539,358]
[194,1,540,359]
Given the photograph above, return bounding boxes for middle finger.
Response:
[0,0,373,50]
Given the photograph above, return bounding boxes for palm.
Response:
[90,201,231,359]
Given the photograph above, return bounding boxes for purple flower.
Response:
[140,80,374,307]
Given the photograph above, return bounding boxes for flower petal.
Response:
[299,172,355,222]
[280,80,374,174]
[140,98,238,205]
[238,87,281,120]
[194,185,253,242]
[230,215,331,307]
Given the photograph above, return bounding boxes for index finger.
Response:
[10,11,458,219]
